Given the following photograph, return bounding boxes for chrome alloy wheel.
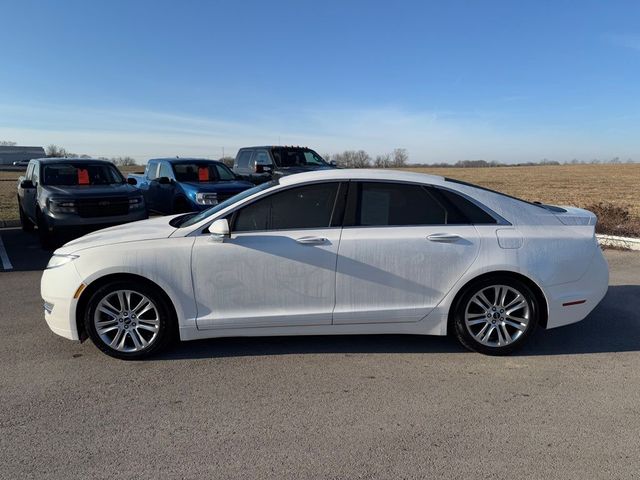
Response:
[93,290,160,352]
[464,285,531,347]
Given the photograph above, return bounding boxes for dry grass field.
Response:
[1,163,639,234]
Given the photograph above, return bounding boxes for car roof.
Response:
[148,158,223,165]
[239,146,316,150]
[33,158,115,165]
[277,168,446,187]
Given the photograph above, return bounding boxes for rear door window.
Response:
[345,182,447,226]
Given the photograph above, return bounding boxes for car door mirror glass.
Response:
[127,177,137,186]
[157,176,172,185]
[20,179,34,189]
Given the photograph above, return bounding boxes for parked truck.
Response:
[17,158,147,247]
[233,146,336,184]
[128,158,253,215]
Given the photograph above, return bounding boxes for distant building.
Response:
[0,146,46,165]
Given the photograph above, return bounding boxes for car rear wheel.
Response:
[452,276,539,355]
[18,198,34,232]
[84,280,174,360]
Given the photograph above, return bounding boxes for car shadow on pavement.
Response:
[157,285,640,360]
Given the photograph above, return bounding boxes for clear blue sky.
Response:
[1,0,639,162]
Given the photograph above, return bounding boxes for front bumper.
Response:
[40,261,84,340]
[42,208,148,229]
[544,247,609,329]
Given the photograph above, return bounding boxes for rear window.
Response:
[42,163,124,186]
[271,148,328,168]
[173,163,234,182]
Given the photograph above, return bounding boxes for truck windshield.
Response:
[42,163,125,186]
[173,180,277,228]
[271,148,328,168]
[173,162,235,182]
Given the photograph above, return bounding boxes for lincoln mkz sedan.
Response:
[41,169,608,359]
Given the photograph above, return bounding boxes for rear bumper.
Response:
[544,247,609,329]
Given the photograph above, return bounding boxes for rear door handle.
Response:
[427,233,461,243]
[295,236,327,245]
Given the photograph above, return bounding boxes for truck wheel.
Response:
[18,198,34,232]
[36,210,54,248]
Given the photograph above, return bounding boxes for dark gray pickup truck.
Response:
[17,158,147,246]
[233,146,336,184]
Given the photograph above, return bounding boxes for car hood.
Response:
[43,183,138,198]
[56,215,179,254]
[181,180,253,193]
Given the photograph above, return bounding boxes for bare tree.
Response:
[0,140,17,146]
[111,156,137,167]
[333,150,371,168]
[392,148,408,167]
[374,153,391,168]
[45,144,67,157]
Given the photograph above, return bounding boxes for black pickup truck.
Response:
[17,158,147,246]
[233,146,336,184]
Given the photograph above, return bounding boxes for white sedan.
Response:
[41,169,609,359]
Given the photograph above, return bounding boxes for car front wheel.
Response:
[452,276,539,355]
[84,281,174,360]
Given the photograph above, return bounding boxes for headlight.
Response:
[128,196,145,210]
[49,198,77,214]
[196,192,218,205]
[46,254,79,269]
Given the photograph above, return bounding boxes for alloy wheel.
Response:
[93,289,160,352]
[464,284,531,347]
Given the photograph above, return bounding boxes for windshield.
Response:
[173,162,236,182]
[175,180,277,228]
[42,163,125,186]
[271,148,328,168]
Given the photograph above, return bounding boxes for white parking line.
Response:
[0,234,13,270]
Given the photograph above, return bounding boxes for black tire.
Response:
[84,280,175,360]
[172,196,190,214]
[18,198,34,232]
[36,209,54,248]
[452,275,539,355]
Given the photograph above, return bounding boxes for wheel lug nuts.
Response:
[492,307,496,311]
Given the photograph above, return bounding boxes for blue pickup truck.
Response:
[128,158,253,215]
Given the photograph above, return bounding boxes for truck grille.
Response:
[77,197,129,218]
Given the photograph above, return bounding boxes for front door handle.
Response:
[295,236,327,245]
[427,233,461,243]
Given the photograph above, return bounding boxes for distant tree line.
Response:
[323,148,410,168]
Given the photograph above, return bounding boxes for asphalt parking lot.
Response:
[1,227,639,480]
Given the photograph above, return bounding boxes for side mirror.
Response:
[329,160,337,167]
[254,163,273,174]
[20,179,34,189]
[157,176,172,185]
[208,218,230,241]
[127,177,137,186]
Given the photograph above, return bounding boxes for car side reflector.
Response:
[562,300,586,306]
[73,283,87,299]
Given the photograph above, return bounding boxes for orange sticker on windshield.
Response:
[77,168,90,185]
[198,167,209,181]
